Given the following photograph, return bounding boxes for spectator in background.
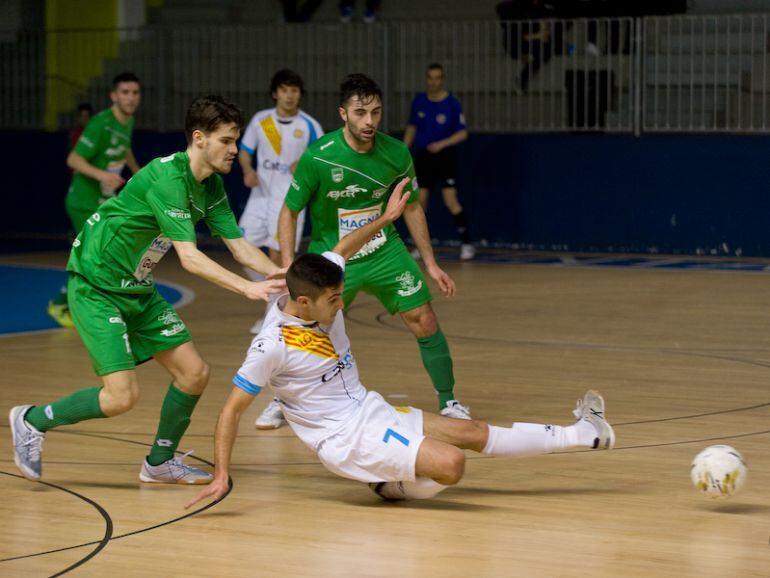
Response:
[404,63,473,261]
[340,0,380,23]
[69,103,93,150]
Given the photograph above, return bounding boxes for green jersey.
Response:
[67,151,242,294]
[67,108,135,211]
[285,128,419,262]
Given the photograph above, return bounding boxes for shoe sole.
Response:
[583,390,615,450]
[9,406,41,481]
[255,422,285,430]
[139,472,213,485]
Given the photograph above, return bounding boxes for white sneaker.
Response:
[440,400,472,420]
[572,390,615,450]
[9,405,45,481]
[250,317,264,334]
[369,481,406,500]
[255,398,285,430]
[410,248,421,260]
[460,244,475,261]
[139,451,213,484]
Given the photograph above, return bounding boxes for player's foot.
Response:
[572,390,615,450]
[250,317,264,335]
[440,400,472,420]
[410,247,421,260]
[9,405,45,481]
[255,398,285,430]
[460,244,475,261]
[369,481,406,500]
[139,451,213,484]
[47,300,75,328]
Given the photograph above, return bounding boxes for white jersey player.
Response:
[186,179,615,509]
[238,69,323,265]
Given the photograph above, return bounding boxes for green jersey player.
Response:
[10,95,285,485]
[265,73,470,427]
[49,72,143,328]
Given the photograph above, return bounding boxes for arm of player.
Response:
[238,149,258,188]
[66,150,125,190]
[403,124,417,149]
[402,202,456,297]
[223,236,285,278]
[126,149,141,174]
[173,240,285,300]
[333,177,411,261]
[426,129,468,153]
[185,387,255,509]
[277,203,300,267]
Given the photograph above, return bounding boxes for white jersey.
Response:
[239,107,323,209]
[233,252,368,450]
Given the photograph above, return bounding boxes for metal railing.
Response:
[2,14,770,134]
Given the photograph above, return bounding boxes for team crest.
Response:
[436,113,447,124]
[396,271,423,297]
[372,187,388,199]
[293,128,304,138]
[331,167,344,183]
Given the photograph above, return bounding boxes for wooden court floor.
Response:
[2,251,769,577]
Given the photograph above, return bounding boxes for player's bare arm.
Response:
[277,203,300,267]
[238,149,259,188]
[172,240,285,300]
[403,124,417,148]
[185,387,254,509]
[426,128,468,153]
[223,236,284,277]
[67,150,125,190]
[126,149,141,174]
[333,177,411,260]
[403,202,456,297]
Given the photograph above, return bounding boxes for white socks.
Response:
[481,420,597,457]
[375,477,448,500]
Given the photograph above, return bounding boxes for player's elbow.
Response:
[66,151,79,170]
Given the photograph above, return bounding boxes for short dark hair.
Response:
[111,72,140,89]
[286,254,344,300]
[426,62,445,74]
[77,102,94,114]
[270,69,304,96]
[184,95,244,144]
[339,73,382,108]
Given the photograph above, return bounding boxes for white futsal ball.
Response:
[690,445,748,499]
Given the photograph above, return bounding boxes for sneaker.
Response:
[250,317,264,335]
[139,451,213,484]
[460,244,475,261]
[9,405,45,481]
[410,247,421,260]
[255,398,286,430]
[369,481,406,500]
[47,301,75,328]
[440,400,472,420]
[572,390,615,450]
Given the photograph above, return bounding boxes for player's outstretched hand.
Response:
[245,279,286,301]
[384,177,412,223]
[426,264,456,297]
[99,172,125,191]
[267,266,288,280]
[185,476,229,509]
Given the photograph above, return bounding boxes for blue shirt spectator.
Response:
[408,93,466,151]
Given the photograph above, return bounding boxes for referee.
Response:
[404,63,473,260]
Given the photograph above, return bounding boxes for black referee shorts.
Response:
[414,147,458,190]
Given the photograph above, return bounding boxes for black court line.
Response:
[0,470,113,576]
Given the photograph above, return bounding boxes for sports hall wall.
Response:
[4,131,769,257]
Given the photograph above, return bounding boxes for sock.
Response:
[51,285,68,306]
[481,421,594,457]
[452,211,471,244]
[147,384,200,466]
[417,328,455,409]
[375,478,448,500]
[24,387,106,432]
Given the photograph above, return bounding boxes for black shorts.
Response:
[414,147,458,190]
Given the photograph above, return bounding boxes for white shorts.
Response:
[239,188,304,252]
[316,391,425,483]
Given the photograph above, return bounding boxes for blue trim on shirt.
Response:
[233,373,262,395]
[239,142,255,155]
[301,114,318,144]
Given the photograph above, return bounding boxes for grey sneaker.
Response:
[440,400,472,420]
[369,481,407,500]
[139,451,213,485]
[9,405,45,481]
[572,390,615,450]
[255,398,286,430]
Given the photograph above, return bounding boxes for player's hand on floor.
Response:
[384,177,411,222]
[245,279,287,301]
[185,477,229,509]
[427,265,456,297]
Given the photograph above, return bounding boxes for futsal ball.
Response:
[690,445,748,499]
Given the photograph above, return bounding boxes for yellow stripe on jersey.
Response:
[282,326,338,359]
[260,115,282,156]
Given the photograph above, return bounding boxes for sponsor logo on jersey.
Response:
[79,136,94,148]
[158,309,181,325]
[262,159,291,175]
[121,277,153,288]
[331,167,344,183]
[436,113,447,125]
[321,350,354,382]
[160,323,186,337]
[105,145,127,157]
[109,316,126,325]
[372,187,388,199]
[166,208,191,219]
[396,271,423,297]
[282,326,338,359]
[293,128,304,139]
[290,179,300,191]
[327,184,367,200]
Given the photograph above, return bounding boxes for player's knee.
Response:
[109,388,140,415]
[180,360,210,393]
[440,447,466,485]
[404,307,438,336]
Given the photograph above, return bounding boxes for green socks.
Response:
[146,384,200,466]
[24,386,106,432]
[417,328,456,409]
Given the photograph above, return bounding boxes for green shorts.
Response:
[68,273,192,375]
[343,240,432,315]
